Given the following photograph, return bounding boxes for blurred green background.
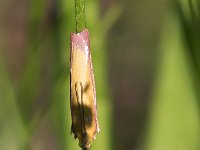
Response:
[0,0,199,150]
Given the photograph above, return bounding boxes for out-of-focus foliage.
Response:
[0,0,199,150]
[146,1,200,150]
[177,0,200,106]
[0,55,26,150]
[146,9,200,150]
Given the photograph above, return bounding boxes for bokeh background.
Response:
[0,0,200,150]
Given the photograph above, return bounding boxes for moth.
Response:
[70,29,100,150]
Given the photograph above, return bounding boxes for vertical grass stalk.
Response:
[75,0,86,33]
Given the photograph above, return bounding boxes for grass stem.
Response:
[75,0,86,33]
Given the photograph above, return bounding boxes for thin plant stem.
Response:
[82,148,90,150]
[75,0,86,33]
